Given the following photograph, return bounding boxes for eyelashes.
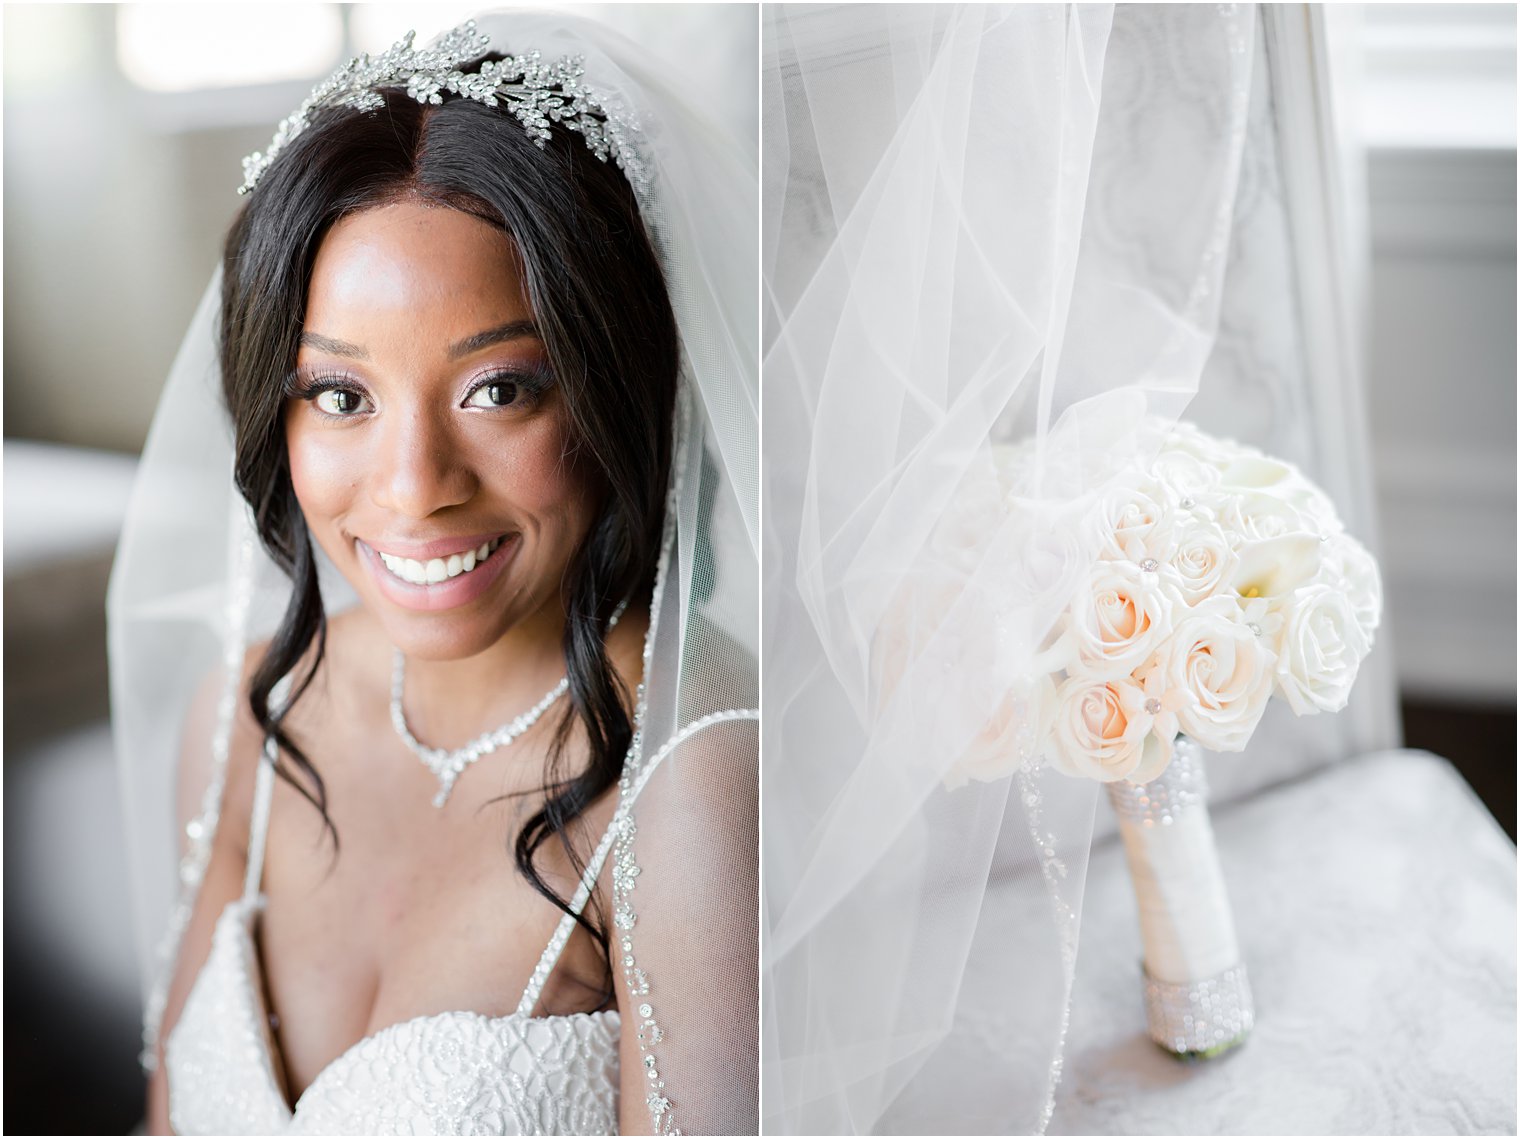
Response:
[285,372,370,417]
[461,362,555,411]
[285,364,555,419]
[283,369,349,401]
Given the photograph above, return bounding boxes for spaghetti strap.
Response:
[512,724,701,1016]
[241,675,290,904]
[514,805,625,1017]
[241,741,278,903]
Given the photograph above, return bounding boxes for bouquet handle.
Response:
[1106,737,1254,1057]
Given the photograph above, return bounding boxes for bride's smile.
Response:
[285,200,601,659]
[366,532,509,584]
[357,532,517,612]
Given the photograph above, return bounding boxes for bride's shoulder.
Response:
[604,599,757,722]
[629,614,757,811]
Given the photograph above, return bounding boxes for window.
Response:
[116,4,344,94]
[1347,3,1516,151]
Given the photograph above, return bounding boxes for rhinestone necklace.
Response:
[390,603,626,807]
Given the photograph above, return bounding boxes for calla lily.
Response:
[1229,533,1322,602]
[1218,454,1296,491]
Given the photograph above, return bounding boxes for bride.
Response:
[110,13,757,1135]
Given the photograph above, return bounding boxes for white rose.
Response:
[872,574,962,714]
[1169,518,1238,604]
[1150,446,1224,510]
[1276,584,1372,715]
[997,499,1095,618]
[931,462,1008,574]
[1218,487,1317,546]
[1290,480,1343,534]
[1152,596,1276,752]
[1162,420,1240,470]
[990,439,1036,490]
[1094,482,1176,564]
[1063,559,1180,681]
[1049,672,1169,783]
[1218,450,1344,534]
[1319,532,1382,645]
[944,674,1058,790]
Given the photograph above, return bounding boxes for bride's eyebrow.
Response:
[448,320,541,360]
[294,321,541,362]
[298,331,368,359]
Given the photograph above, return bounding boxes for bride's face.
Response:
[285,200,601,660]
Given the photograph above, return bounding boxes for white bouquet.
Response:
[939,416,1383,1056]
[959,417,1381,788]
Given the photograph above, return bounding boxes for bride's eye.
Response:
[314,388,370,416]
[464,372,545,411]
[466,380,519,408]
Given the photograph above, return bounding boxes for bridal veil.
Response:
[763,4,1263,1132]
[109,10,758,1132]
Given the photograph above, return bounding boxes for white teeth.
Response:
[392,557,416,583]
[378,551,424,584]
[374,538,503,586]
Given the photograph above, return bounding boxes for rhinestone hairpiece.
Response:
[238,21,647,195]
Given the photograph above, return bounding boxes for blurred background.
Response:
[2,2,1513,1135]
[1,3,758,1133]
[1325,4,1515,836]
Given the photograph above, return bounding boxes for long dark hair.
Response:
[220,72,678,1004]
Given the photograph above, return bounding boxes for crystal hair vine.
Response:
[238,21,648,195]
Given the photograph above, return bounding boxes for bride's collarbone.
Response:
[256,773,592,982]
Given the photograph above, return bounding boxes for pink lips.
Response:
[357,534,519,612]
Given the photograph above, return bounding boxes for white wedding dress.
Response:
[165,756,625,1135]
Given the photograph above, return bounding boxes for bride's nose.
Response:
[370,406,477,518]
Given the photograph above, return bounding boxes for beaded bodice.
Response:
[165,758,624,1136]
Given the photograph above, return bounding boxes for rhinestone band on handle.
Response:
[1106,737,1209,826]
[1107,736,1253,1058]
[1143,961,1254,1057]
